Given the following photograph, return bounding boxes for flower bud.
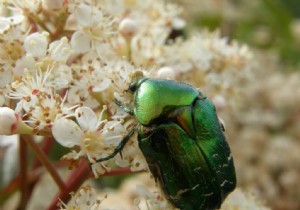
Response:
[0,107,32,135]
[212,95,227,110]
[157,66,176,80]
[119,18,138,39]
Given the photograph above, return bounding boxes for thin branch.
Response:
[0,162,66,205]
[27,137,55,203]
[47,160,90,210]
[21,135,66,190]
[47,162,145,210]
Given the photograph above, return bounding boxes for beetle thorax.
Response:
[133,79,199,125]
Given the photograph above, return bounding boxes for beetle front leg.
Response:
[114,98,134,115]
[94,125,137,163]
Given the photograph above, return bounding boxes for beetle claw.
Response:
[94,125,137,163]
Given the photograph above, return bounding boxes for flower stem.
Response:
[21,135,66,190]
[27,137,55,204]
[47,160,90,210]
[0,162,66,205]
[47,162,145,210]
[17,136,28,210]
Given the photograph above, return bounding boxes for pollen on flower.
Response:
[0,39,25,64]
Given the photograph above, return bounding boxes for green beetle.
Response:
[97,73,236,210]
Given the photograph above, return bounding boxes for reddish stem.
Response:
[47,160,90,210]
[22,135,66,190]
[47,162,141,210]
[27,137,55,205]
[32,137,54,169]
[0,162,66,202]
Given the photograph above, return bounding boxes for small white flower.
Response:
[24,92,69,131]
[58,185,105,210]
[135,185,178,210]
[0,29,26,76]
[24,32,49,57]
[160,35,213,73]
[104,60,140,105]
[66,62,111,108]
[7,67,54,112]
[0,15,25,33]
[67,85,99,108]
[69,3,117,54]
[52,106,126,175]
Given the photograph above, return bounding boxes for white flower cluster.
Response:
[59,174,270,210]
[59,185,105,210]
[0,0,253,207]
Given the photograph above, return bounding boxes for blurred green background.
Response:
[177,0,300,68]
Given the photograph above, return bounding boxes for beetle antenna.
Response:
[114,98,134,115]
[94,124,137,163]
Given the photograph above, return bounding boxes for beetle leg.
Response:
[94,125,137,163]
[114,98,134,115]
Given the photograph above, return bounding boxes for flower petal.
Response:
[75,3,94,27]
[24,32,49,57]
[92,78,111,92]
[75,107,98,131]
[71,31,91,53]
[48,37,72,62]
[52,118,83,147]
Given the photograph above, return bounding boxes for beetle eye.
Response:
[128,83,137,92]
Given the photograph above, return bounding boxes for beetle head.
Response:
[127,71,146,94]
